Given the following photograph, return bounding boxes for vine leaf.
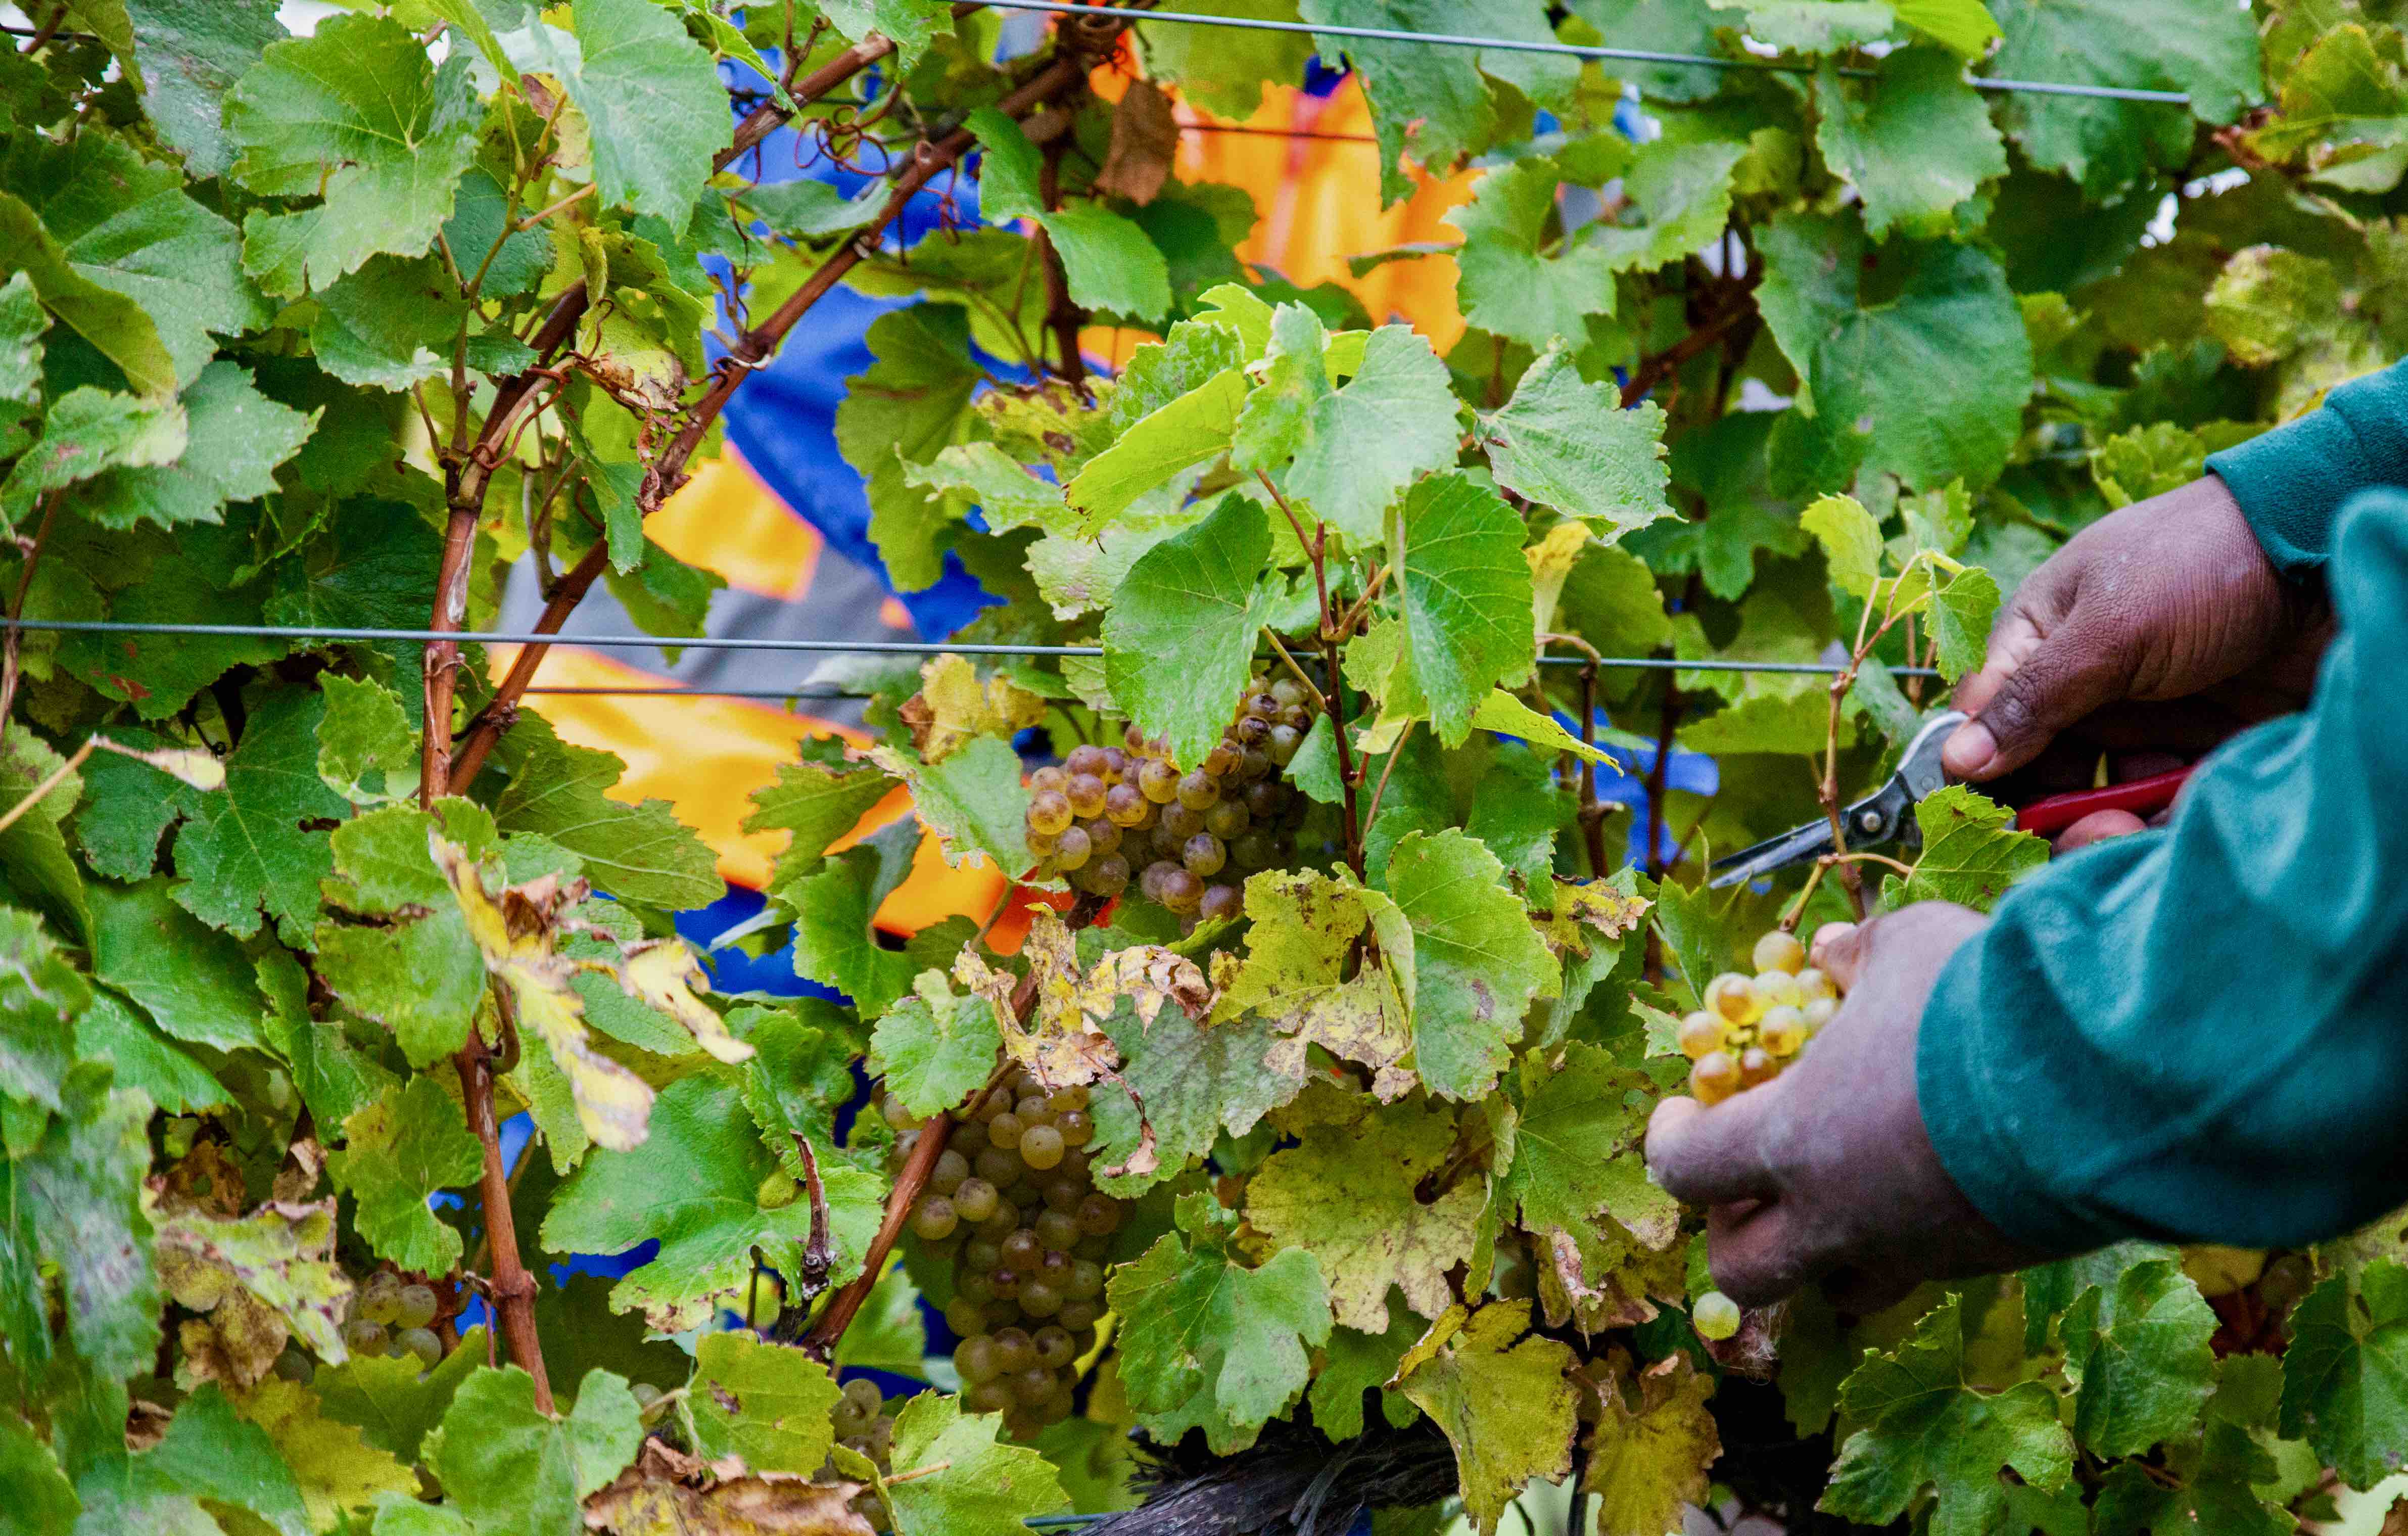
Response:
[5,1067,158,1381]
[869,735,1032,876]
[2277,1257,2408,1490]
[785,820,971,1020]
[0,906,87,1115]
[492,736,723,911]
[1495,1042,1676,1298]
[684,1330,843,1476]
[537,0,732,234]
[158,685,350,946]
[881,1391,1071,1536]
[81,1382,311,1536]
[1245,310,1461,548]
[1062,368,1248,530]
[1391,1299,1579,1535]
[422,1366,643,1533]
[1820,1293,2075,1536]
[1107,1192,1334,1454]
[122,0,284,179]
[317,673,420,806]
[81,360,318,532]
[540,1074,884,1332]
[1814,49,2006,241]
[870,968,1002,1119]
[965,109,1170,322]
[1392,474,1537,748]
[1209,865,1416,1098]
[1929,565,2001,682]
[2060,1258,2217,1458]
[150,1193,353,1387]
[1448,157,1623,351]
[312,805,487,1065]
[327,1075,481,1277]
[224,14,483,296]
[1102,491,1272,769]
[1988,0,2258,197]
[1479,346,1673,537]
[835,306,983,592]
[1244,1097,1482,1331]
[1385,829,1558,1100]
[1582,1350,1722,1536]
[740,755,898,887]
[228,1374,420,1531]
[313,1324,490,1463]
[1309,1313,1424,1439]
[1886,785,2048,913]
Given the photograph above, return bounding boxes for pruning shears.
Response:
[1705,710,2196,890]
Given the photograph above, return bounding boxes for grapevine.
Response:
[0,3,2401,1535]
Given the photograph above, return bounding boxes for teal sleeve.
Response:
[2207,358,2408,577]
[1917,488,2408,1253]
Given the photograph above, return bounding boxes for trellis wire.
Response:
[958,0,2197,105]
[3,618,1941,677]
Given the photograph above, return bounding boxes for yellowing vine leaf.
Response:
[617,940,755,1065]
[1392,1300,1580,1535]
[900,653,1048,762]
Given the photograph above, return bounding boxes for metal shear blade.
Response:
[1706,710,1968,889]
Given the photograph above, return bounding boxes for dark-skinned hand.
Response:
[1643,907,2065,1313]
[1943,476,2332,802]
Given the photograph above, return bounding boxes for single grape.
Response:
[1075,1193,1123,1236]
[956,1334,1002,1383]
[974,1146,1024,1188]
[930,1149,970,1195]
[844,1378,885,1419]
[1694,1290,1742,1341]
[1138,758,1182,804]
[359,1274,403,1325]
[1101,746,1131,780]
[1236,746,1271,781]
[966,1380,1015,1416]
[1269,676,1308,708]
[1244,780,1288,818]
[1023,828,1059,860]
[1801,995,1837,1033]
[1032,1325,1076,1369]
[1175,771,1220,810]
[1033,1208,1082,1252]
[1235,714,1272,748]
[1021,1124,1066,1170]
[958,1269,998,1305]
[1056,1109,1094,1147]
[954,1177,1000,1224]
[1001,1229,1043,1271]
[1676,1011,1727,1060]
[397,1327,443,1368]
[1046,1084,1089,1114]
[1203,799,1249,839]
[272,1348,314,1384]
[1738,1047,1778,1087]
[1231,829,1279,869]
[1795,966,1837,1003]
[1019,1281,1064,1319]
[1161,803,1205,841]
[1183,833,1226,877]
[952,1120,990,1156]
[1123,721,1150,752]
[631,1381,664,1410]
[1103,784,1150,829]
[1150,822,1187,859]
[344,1318,388,1355]
[1754,969,1805,1011]
[993,1328,1037,1374]
[1065,1260,1105,1300]
[1057,1297,1102,1332]
[1158,867,1204,913]
[1065,774,1108,819]
[1081,854,1131,898]
[1139,860,1178,903]
[1054,824,1092,872]
[1752,928,1808,975]
[1197,885,1242,924]
[1278,704,1312,730]
[1064,744,1109,779]
[394,1283,439,1330]
[1028,790,1073,836]
[987,1112,1024,1151]
[1758,1006,1808,1057]
[1689,1050,1739,1106]
[1241,692,1278,721]
[1202,741,1241,777]
[1080,817,1122,857]
[1058,1147,1091,1182]
[987,1267,1023,1300]
[911,1196,959,1241]
[1704,972,1763,1027]
[1265,724,1303,765]
[1030,765,1068,794]
[977,1199,1023,1241]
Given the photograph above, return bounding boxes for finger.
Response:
[1950,607,2047,720]
[1705,1200,1818,1308]
[1943,618,2130,782]
[1646,1095,1780,1207]
[2052,809,2145,854]
[1821,1264,1924,1319]
[1810,920,1866,990]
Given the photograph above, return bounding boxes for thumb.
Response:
[1941,619,2128,781]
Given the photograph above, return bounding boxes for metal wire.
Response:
[960,0,2198,105]
[3,618,1940,676]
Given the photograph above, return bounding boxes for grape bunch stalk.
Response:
[1024,671,1318,921]
[1678,928,1845,1343]
[881,1073,1125,1442]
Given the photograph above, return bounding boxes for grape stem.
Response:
[1359,718,1414,836]
[1260,628,1327,718]
[1540,632,1612,877]
[1258,471,1365,875]
[455,995,552,1412]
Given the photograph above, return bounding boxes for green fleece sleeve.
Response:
[1917,489,2408,1253]
[2206,358,2408,577]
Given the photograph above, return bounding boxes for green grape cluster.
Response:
[1025,672,1318,922]
[881,1072,1124,1441]
[292,1268,449,1381]
[1677,928,1843,1106]
[830,1377,897,1527]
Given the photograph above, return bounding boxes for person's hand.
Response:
[1644,907,2061,1312]
[1943,477,2331,792]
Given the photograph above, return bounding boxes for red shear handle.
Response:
[2009,766,2195,839]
